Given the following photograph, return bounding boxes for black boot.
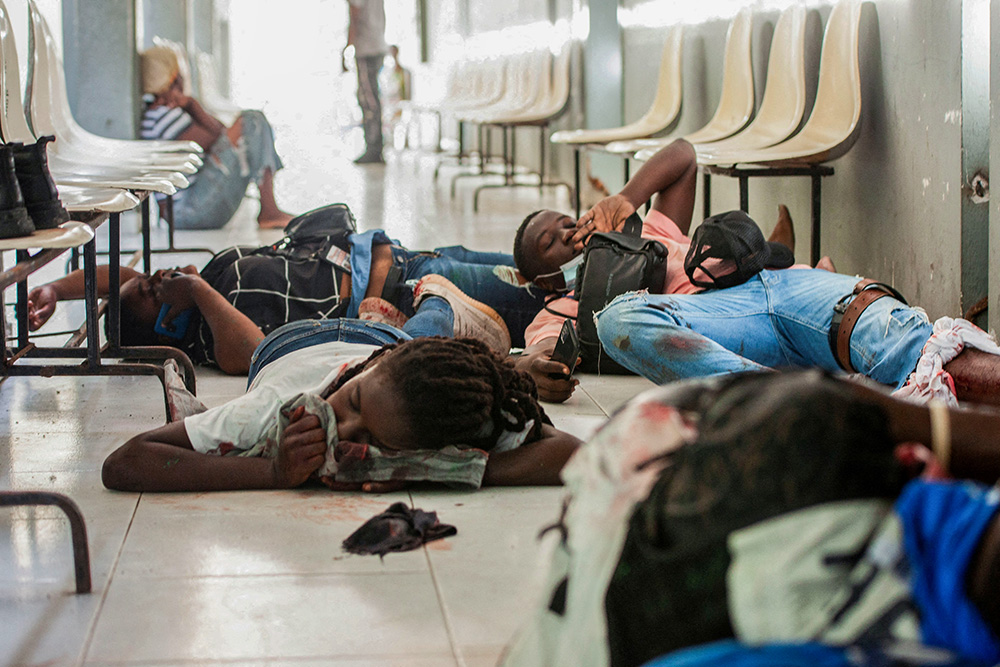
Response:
[13,136,69,230]
[0,143,33,239]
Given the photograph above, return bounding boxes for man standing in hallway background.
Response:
[345,0,387,164]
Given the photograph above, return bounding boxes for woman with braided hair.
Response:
[102,319,580,493]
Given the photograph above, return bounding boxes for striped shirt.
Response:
[140,103,193,141]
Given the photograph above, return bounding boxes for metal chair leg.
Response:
[811,174,822,266]
[0,491,91,594]
[574,148,581,218]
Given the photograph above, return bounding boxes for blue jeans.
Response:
[247,318,410,387]
[389,245,545,347]
[173,110,284,230]
[595,269,933,388]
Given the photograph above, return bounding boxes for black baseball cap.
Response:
[684,210,795,289]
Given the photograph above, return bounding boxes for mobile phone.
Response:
[153,304,194,340]
[549,319,580,378]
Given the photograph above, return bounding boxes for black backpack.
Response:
[572,214,668,373]
[263,202,358,260]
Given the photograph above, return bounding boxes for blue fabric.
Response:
[171,110,284,229]
[896,479,1000,663]
[595,269,933,388]
[389,245,545,348]
[402,296,453,338]
[346,229,398,317]
[642,640,987,667]
[642,641,850,667]
[246,318,410,387]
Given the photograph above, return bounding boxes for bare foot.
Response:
[258,212,294,230]
[768,204,795,252]
[815,256,837,272]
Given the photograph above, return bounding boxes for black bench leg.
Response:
[811,174,822,266]
[573,148,581,218]
[0,491,92,594]
[703,172,712,220]
[141,197,152,274]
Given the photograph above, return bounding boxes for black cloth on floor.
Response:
[342,502,457,556]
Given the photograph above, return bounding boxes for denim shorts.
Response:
[247,318,410,387]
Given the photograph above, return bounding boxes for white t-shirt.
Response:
[184,341,375,454]
[348,0,387,57]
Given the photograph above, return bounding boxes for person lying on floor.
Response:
[140,45,294,230]
[505,370,1000,667]
[101,321,582,493]
[27,209,545,374]
[514,139,1000,408]
[511,139,808,402]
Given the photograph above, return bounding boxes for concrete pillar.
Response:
[61,0,139,139]
[583,0,623,190]
[193,0,213,53]
[142,0,186,48]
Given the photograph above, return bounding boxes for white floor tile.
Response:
[116,491,426,577]
[86,572,452,663]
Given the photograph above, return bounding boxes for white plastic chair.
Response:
[673,1,865,266]
[5,4,182,194]
[24,3,199,176]
[691,0,863,166]
[58,185,140,213]
[464,50,550,124]
[444,52,548,192]
[550,25,682,146]
[500,41,571,125]
[696,5,808,162]
[465,43,574,211]
[0,5,194,185]
[442,57,508,116]
[25,1,201,159]
[605,9,754,156]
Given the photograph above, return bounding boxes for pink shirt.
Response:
[524,210,807,346]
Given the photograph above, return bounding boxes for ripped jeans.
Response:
[171,110,284,229]
[595,269,933,388]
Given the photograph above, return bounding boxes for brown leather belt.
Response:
[828,279,908,373]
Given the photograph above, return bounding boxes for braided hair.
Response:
[330,336,550,451]
[512,209,544,279]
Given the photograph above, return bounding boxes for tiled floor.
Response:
[0,143,654,665]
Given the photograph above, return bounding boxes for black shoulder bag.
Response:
[573,213,668,373]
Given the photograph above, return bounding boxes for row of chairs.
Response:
[0,0,208,594]
[428,43,573,211]
[551,1,863,264]
[1,0,201,396]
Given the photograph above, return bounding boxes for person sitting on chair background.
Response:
[139,45,294,230]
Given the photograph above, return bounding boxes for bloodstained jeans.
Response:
[595,269,933,388]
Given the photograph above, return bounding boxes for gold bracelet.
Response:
[928,400,951,472]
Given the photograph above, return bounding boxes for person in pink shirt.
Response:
[512,139,1000,410]
[512,140,798,401]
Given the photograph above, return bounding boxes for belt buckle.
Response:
[833,292,852,315]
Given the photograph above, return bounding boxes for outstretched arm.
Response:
[482,423,581,486]
[155,272,265,375]
[27,266,145,330]
[102,407,327,492]
[572,139,699,247]
[844,379,1000,483]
